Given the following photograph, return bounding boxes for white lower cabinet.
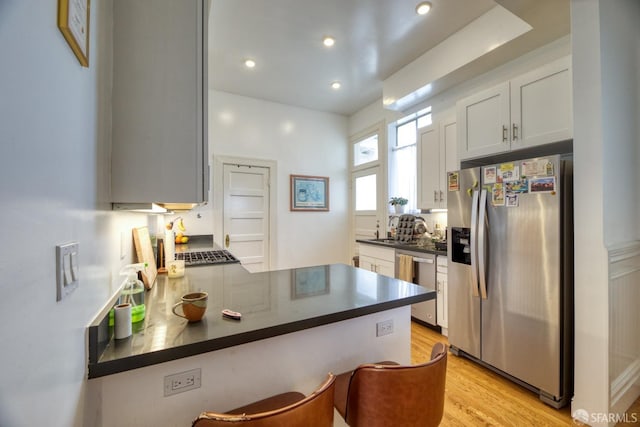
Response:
[436,256,448,334]
[358,244,395,278]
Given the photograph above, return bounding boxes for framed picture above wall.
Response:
[290,174,329,211]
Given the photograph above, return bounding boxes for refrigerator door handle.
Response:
[469,189,480,297]
[478,188,488,299]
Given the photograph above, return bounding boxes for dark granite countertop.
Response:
[356,239,447,257]
[88,263,434,378]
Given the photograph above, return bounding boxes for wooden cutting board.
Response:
[132,226,158,289]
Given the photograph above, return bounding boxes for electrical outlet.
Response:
[164,368,201,397]
[376,319,394,337]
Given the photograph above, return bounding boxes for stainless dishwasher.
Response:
[395,249,437,327]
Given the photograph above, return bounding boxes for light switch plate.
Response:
[56,242,79,301]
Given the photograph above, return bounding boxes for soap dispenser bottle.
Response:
[119,263,147,323]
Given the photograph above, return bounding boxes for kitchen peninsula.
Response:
[87,262,433,426]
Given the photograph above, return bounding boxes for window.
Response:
[355,173,377,211]
[389,107,432,212]
[353,134,378,167]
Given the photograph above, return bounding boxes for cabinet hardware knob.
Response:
[502,125,508,142]
[512,123,518,140]
[225,234,230,247]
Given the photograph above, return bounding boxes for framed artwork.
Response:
[291,266,330,299]
[58,0,90,67]
[290,174,329,211]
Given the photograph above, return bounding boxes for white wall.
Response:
[0,2,150,426]
[571,1,640,425]
[570,1,610,423]
[180,90,350,270]
[599,0,640,245]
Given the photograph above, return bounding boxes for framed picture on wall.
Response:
[290,174,329,211]
[58,0,90,67]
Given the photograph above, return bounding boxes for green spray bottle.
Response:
[119,262,147,323]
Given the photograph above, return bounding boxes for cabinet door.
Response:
[376,259,396,278]
[418,125,440,210]
[359,255,375,273]
[440,118,457,209]
[457,82,510,160]
[112,0,208,205]
[510,56,572,151]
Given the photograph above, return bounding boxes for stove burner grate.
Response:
[175,250,239,266]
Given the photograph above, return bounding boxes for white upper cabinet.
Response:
[457,56,572,161]
[419,125,441,210]
[418,115,457,210]
[510,57,573,150]
[111,0,209,206]
[457,82,510,160]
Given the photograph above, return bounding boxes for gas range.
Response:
[174,250,239,266]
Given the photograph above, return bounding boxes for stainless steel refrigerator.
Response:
[447,154,573,408]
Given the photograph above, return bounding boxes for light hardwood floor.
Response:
[412,322,574,426]
[412,322,640,427]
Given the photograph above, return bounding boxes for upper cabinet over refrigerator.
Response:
[457,56,572,161]
[111,0,209,209]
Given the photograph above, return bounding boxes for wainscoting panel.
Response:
[609,241,640,413]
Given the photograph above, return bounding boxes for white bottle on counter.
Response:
[164,228,175,265]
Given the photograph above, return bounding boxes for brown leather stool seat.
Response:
[193,373,335,427]
[333,342,448,427]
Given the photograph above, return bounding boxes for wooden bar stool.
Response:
[193,373,335,427]
[333,342,448,427]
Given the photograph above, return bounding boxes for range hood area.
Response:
[110,0,209,213]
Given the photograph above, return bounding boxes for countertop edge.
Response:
[356,239,447,256]
[87,291,433,379]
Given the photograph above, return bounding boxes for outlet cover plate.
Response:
[376,319,394,337]
[164,368,201,397]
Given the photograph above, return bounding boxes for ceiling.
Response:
[208,0,569,116]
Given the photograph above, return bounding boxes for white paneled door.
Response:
[223,164,270,272]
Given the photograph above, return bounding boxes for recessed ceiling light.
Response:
[323,36,336,47]
[415,1,432,15]
[331,81,341,90]
[244,59,256,69]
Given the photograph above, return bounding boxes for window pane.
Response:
[417,113,432,129]
[353,134,378,167]
[355,174,377,211]
[390,145,416,212]
[396,121,416,148]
